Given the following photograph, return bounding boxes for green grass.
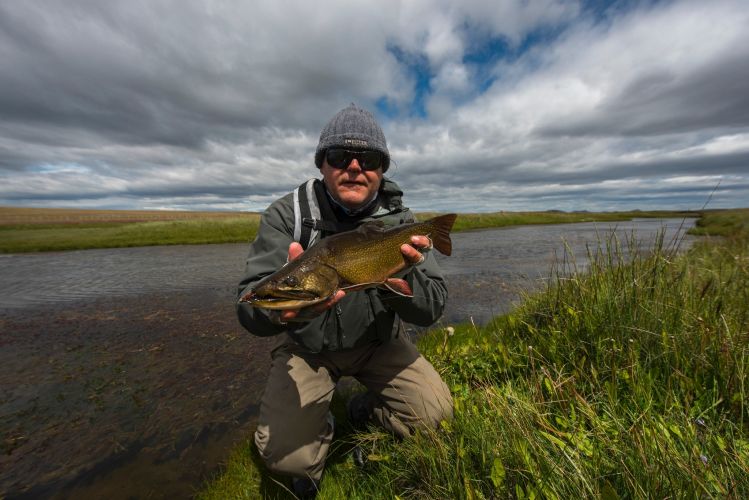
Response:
[688,208,749,237]
[0,208,698,253]
[0,217,260,253]
[199,210,749,499]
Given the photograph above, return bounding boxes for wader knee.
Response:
[254,416,333,480]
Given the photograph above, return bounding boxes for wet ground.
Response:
[1,288,271,499]
[0,218,695,498]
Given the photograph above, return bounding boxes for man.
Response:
[237,104,453,497]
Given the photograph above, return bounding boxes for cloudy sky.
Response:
[1,0,747,212]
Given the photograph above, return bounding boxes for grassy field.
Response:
[689,208,749,237]
[0,207,261,253]
[199,209,749,499]
[0,206,697,253]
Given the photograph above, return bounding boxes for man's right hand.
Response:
[274,242,345,324]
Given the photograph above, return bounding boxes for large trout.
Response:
[240,213,457,310]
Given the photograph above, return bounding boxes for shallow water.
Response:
[0,244,245,309]
[0,217,695,498]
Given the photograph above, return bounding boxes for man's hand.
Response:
[287,241,304,262]
[276,242,345,324]
[400,235,432,265]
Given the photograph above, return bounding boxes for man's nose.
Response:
[347,158,362,171]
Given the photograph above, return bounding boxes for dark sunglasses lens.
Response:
[326,149,350,169]
[358,151,382,170]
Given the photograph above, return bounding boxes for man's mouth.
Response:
[341,179,367,186]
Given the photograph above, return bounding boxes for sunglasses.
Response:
[325,148,383,171]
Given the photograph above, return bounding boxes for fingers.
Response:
[400,243,425,265]
[307,290,346,314]
[401,235,432,265]
[325,290,346,308]
[410,235,433,250]
[279,309,297,323]
[278,290,346,323]
[307,289,346,315]
[268,310,288,325]
[287,242,304,262]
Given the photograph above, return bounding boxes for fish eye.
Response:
[284,276,299,287]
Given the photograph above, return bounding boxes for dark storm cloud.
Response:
[0,181,286,201]
[499,150,749,186]
[539,52,749,138]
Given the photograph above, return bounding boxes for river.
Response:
[0,217,695,498]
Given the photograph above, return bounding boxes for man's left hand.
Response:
[400,235,432,265]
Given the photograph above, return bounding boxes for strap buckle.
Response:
[302,217,319,229]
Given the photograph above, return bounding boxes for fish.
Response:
[239,213,457,310]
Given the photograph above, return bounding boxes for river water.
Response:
[0,218,695,498]
[0,217,695,317]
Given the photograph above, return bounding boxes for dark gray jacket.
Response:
[236,177,447,352]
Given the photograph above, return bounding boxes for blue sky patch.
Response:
[383,44,432,119]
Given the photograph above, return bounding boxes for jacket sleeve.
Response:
[236,198,294,337]
[380,253,447,326]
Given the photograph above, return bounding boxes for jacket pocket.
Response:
[333,291,377,349]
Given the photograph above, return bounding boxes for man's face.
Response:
[320,150,383,210]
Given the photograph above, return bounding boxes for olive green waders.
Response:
[254,333,454,481]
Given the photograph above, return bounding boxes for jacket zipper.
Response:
[335,304,344,348]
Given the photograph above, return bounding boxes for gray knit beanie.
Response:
[314,103,390,172]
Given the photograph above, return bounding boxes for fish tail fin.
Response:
[429,213,457,256]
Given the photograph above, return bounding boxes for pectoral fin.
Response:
[382,278,413,297]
